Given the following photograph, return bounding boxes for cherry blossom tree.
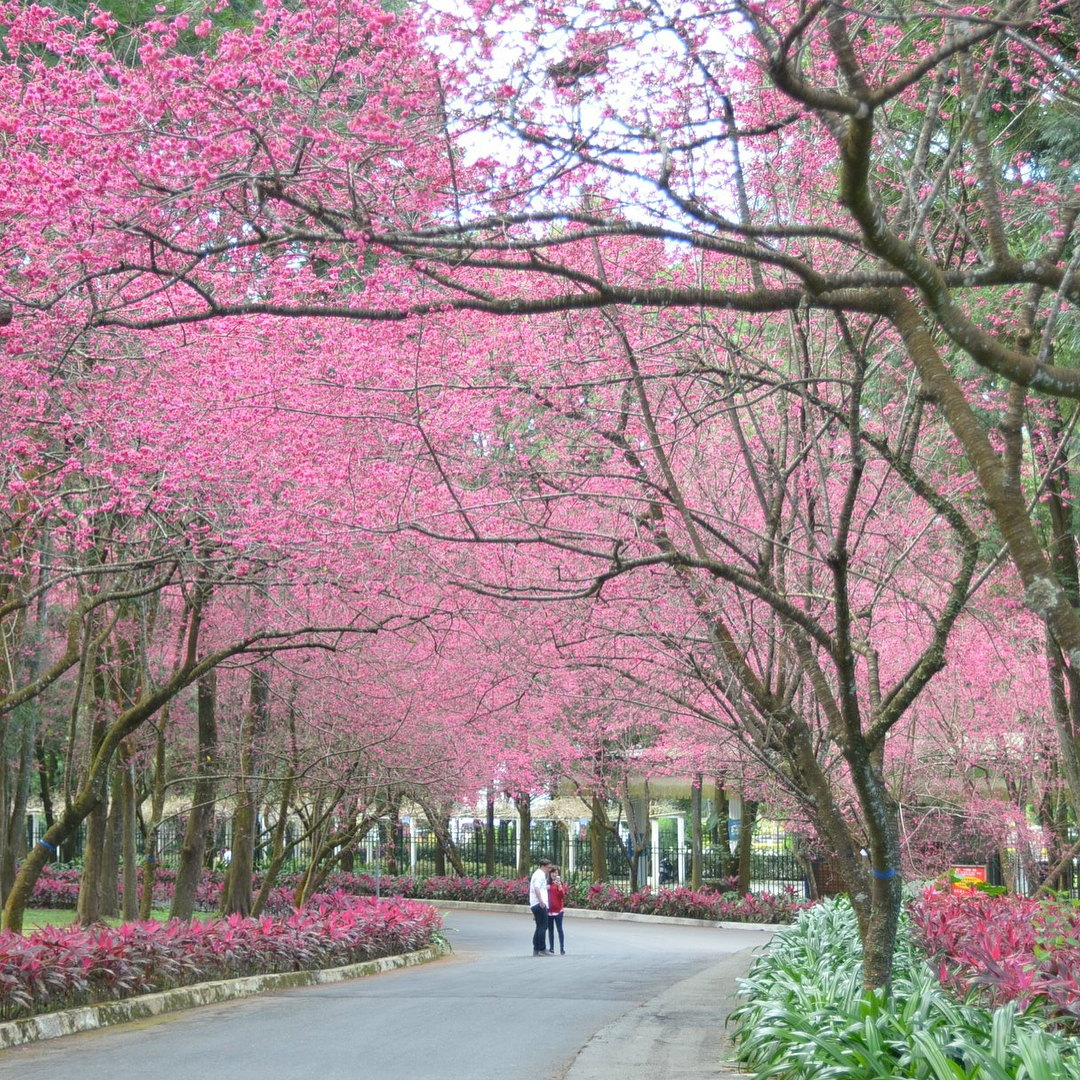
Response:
[2,0,1079,991]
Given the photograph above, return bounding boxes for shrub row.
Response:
[303,871,806,922]
[29,866,806,923]
[732,897,1080,1080]
[29,867,221,911]
[0,895,443,1023]
[571,880,806,923]
[911,886,1080,1028]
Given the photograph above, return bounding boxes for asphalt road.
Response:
[0,909,768,1080]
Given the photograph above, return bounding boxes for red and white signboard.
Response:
[951,865,987,896]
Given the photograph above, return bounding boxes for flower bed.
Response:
[0,895,442,1023]
[732,897,1080,1080]
[28,866,805,923]
[911,886,1080,1028]
[29,866,221,911]
[571,880,806,923]
[292,871,806,922]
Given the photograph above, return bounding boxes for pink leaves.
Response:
[0,895,442,1022]
[912,887,1080,1026]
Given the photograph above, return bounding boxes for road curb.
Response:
[0,942,448,1051]
[420,897,786,932]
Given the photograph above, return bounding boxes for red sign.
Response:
[951,865,987,896]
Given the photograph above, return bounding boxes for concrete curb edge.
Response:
[0,941,449,1051]
[421,897,786,931]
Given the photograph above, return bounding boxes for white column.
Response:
[409,825,417,875]
[567,821,576,875]
[650,818,661,890]
[676,815,686,885]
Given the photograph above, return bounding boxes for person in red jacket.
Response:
[547,865,567,954]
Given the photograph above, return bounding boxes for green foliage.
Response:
[731,898,1080,1080]
[38,0,265,61]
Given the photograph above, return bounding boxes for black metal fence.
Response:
[26,814,811,895]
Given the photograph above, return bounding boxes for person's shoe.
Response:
[560,949,566,954]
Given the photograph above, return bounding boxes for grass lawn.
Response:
[23,908,218,931]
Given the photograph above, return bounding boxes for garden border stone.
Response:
[0,942,448,1050]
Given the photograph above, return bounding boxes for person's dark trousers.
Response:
[548,912,564,953]
[531,905,549,953]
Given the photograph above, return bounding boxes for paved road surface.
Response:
[0,909,768,1080]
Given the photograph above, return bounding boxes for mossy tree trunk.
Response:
[690,775,702,891]
[221,668,269,918]
[515,794,531,877]
[736,800,758,896]
[171,671,218,921]
[120,760,138,921]
[589,794,610,883]
[138,721,167,922]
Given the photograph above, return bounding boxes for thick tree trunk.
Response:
[622,787,649,889]
[121,763,138,921]
[138,823,159,922]
[433,832,445,876]
[384,802,401,876]
[796,839,819,901]
[1,704,38,905]
[139,723,168,921]
[99,765,123,918]
[221,797,255,916]
[515,794,531,877]
[589,794,609,883]
[221,669,269,918]
[171,672,218,921]
[76,662,112,929]
[76,777,109,926]
[736,799,758,896]
[35,736,56,830]
[485,788,496,875]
